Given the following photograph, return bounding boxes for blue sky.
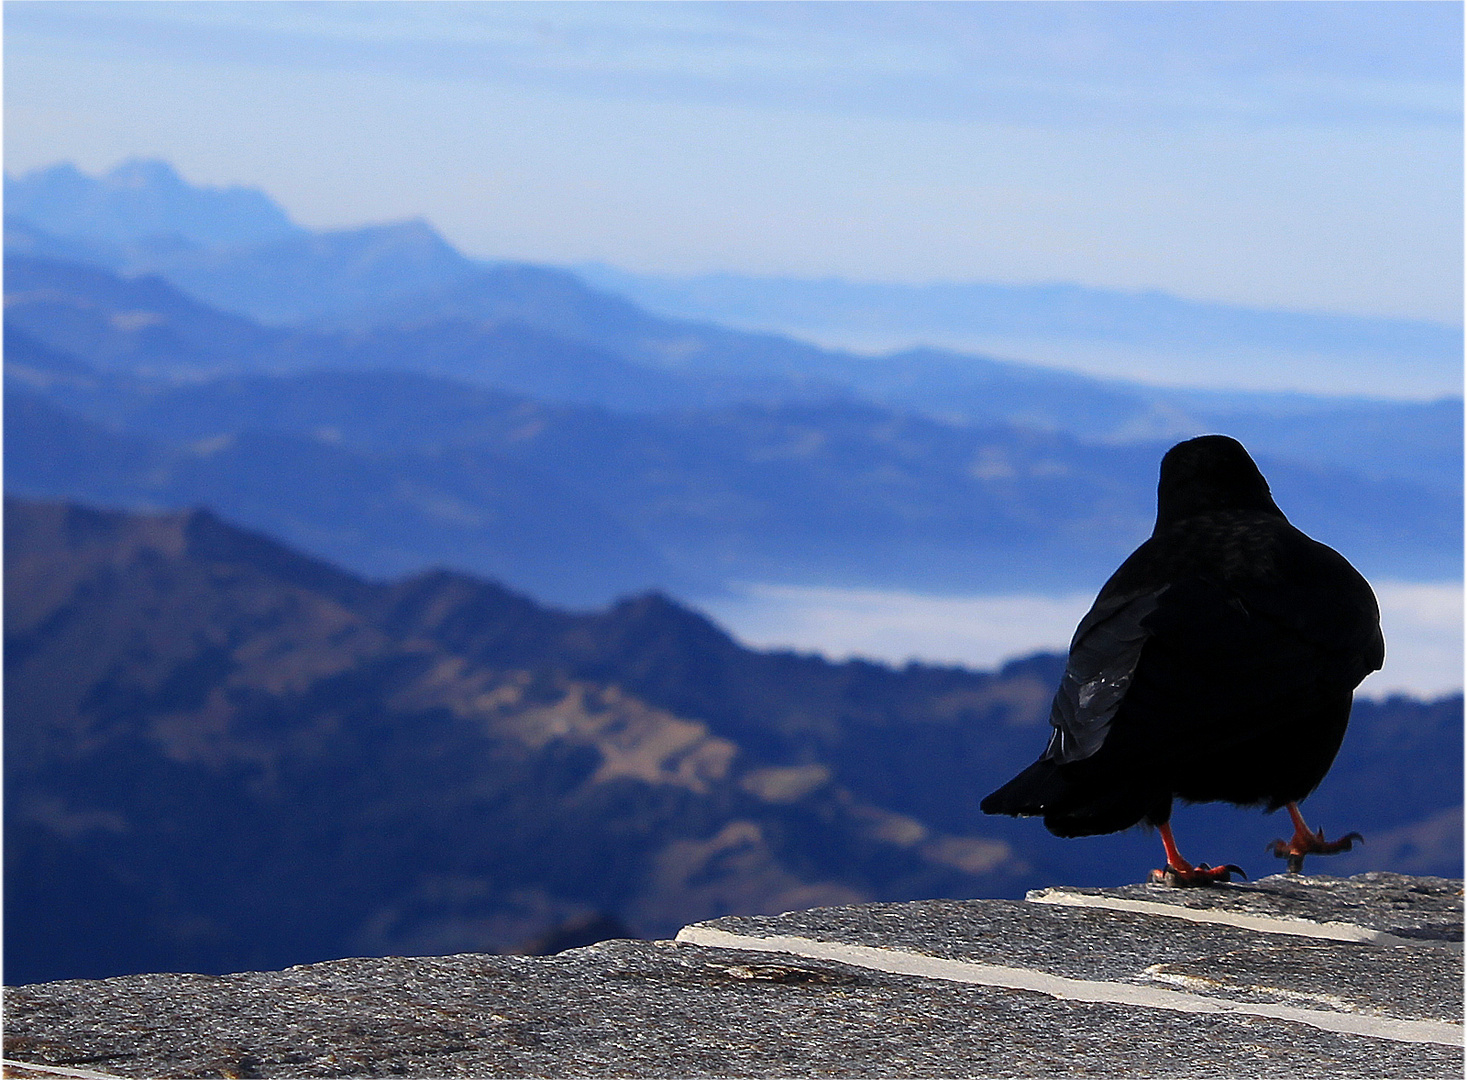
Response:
[6,1,1463,323]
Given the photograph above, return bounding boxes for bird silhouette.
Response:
[981,435,1383,885]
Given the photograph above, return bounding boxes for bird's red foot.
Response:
[1267,804,1355,874]
[1267,830,1362,874]
[1149,862,1246,887]
[1268,803,1361,874]
[1151,822,1245,886]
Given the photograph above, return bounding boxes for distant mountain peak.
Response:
[297,219,476,271]
[15,161,86,187]
[6,159,302,249]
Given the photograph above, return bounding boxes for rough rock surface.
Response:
[4,873,1461,1078]
[1030,869,1464,941]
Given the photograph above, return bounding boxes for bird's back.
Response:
[983,504,1383,837]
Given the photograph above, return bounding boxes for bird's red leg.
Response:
[1148,822,1246,887]
[1267,802,1362,874]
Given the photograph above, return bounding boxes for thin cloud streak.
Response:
[8,2,1459,128]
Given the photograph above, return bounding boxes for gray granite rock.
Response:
[4,873,1461,1079]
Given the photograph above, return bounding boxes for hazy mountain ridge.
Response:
[7,498,1459,986]
[576,265,1462,367]
[573,266,1463,401]
[6,160,1460,471]
[4,251,847,414]
[7,180,1460,604]
[8,322,1459,605]
[13,216,488,327]
[11,230,1459,482]
[4,254,288,376]
[13,160,1458,373]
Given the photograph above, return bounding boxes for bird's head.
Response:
[1154,435,1284,529]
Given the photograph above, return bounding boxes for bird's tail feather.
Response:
[983,756,1156,837]
[981,758,1063,817]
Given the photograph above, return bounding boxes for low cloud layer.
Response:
[703,580,1461,700]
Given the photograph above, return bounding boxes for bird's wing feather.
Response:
[1045,585,1164,764]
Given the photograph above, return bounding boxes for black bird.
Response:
[982,435,1383,885]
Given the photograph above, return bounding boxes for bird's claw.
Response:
[1149,862,1246,887]
[1268,828,1363,874]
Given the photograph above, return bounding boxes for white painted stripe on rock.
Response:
[1028,890,1462,950]
[675,926,1464,1047]
[0,1060,121,1079]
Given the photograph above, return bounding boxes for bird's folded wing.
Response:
[1046,554,1380,767]
[1046,586,1163,764]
